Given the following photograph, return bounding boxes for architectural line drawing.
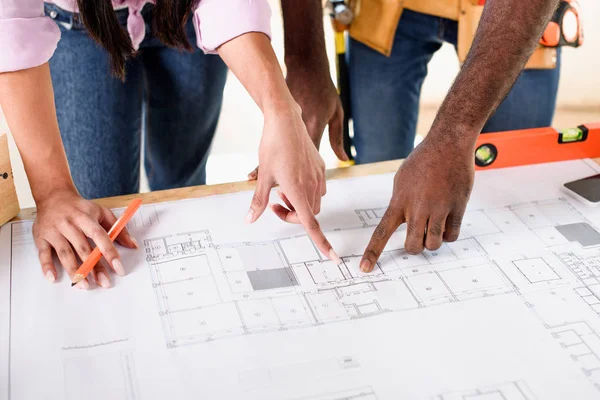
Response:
[558,253,600,315]
[143,197,600,348]
[62,343,139,400]
[236,355,372,400]
[546,321,600,391]
[123,205,160,230]
[61,338,129,351]
[290,387,378,400]
[433,381,536,400]
[7,162,600,399]
[10,221,33,246]
[145,234,515,346]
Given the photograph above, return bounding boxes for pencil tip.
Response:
[71,282,77,287]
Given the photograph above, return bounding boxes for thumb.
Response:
[247,166,259,181]
[246,174,274,224]
[329,105,349,162]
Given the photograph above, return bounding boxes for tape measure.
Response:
[476,0,582,48]
[474,122,600,170]
[540,0,584,48]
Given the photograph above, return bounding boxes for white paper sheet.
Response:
[2,159,600,400]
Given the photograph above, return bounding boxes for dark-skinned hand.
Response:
[247,70,349,181]
[359,137,475,272]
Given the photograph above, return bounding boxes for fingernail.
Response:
[245,209,255,224]
[113,259,125,277]
[131,237,139,249]
[75,279,89,290]
[97,272,111,288]
[329,249,342,265]
[45,271,56,283]
[360,260,372,273]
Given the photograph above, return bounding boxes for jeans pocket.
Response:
[44,3,86,31]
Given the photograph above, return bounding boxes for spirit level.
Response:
[474,122,600,170]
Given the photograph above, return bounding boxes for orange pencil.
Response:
[71,198,143,286]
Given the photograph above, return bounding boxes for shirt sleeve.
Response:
[193,0,272,53]
[0,0,61,72]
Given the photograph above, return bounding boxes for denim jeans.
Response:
[349,9,561,164]
[45,3,228,199]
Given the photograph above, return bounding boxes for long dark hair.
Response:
[76,0,198,79]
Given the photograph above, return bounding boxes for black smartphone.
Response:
[563,174,600,206]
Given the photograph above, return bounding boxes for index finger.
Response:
[73,214,124,276]
[288,193,341,265]
[360,206,404,273]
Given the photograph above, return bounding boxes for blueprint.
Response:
[2,159,600,399]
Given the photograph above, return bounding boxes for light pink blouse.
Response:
[0,0,271,73]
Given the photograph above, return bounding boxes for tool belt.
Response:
[348,0,582,70]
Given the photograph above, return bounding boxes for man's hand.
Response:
[247,71,348,180]
[358,0,560,272]
[248,0,349,180]
[359,137,474,272]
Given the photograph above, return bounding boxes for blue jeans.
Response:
[349,10,561,164]
[45,3,227,199]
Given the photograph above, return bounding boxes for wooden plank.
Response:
[15,160,402,220]
[0,133,19,225]
[12,157,600,221]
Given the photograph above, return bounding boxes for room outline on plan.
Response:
[142,197,600,348]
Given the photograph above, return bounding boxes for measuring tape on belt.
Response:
[479,0,584,48]
[474,123,600,170]
[476,0,583,48]
[541,0,584,48]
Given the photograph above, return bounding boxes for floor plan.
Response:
[144,197,600,349]
[2,159,600,399]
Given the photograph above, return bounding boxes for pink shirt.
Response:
[0,0,271,73]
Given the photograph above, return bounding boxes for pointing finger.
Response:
[360,207,404,272]
[247,174,274,223]
[289,192,341,265]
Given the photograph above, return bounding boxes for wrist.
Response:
[285,55,331,82]
[263,98,303,121]
[31,174,77,204]
[424,123,480,155]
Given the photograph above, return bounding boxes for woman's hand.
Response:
[217,32,340,264]
[246,71,347,181]
[247,103,341,264]
[33,188,137,289]
[1,64,137,287]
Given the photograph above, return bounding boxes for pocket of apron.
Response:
[349,0,405,56]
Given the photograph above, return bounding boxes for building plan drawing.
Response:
[2,159,600,399]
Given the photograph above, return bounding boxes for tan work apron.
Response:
[348,0,557,69]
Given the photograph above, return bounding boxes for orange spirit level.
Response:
[474,122,600,170]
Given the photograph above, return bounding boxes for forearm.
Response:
[0,64,75,201]
[217,32,298,115]
[280,0,330,78]
[430,0,559,148]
